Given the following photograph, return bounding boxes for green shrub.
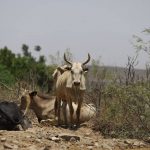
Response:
[0,64,15,86]
[92,83,150,139]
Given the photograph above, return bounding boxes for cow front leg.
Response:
[68,101,74,129]
[76,101,82,128]
[62,100,68,127]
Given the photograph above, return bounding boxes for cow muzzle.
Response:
[74,81,80,86]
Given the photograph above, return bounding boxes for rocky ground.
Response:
[0,121,150,150]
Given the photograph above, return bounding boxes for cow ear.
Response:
[83,67,89,73]
[66,74,73,88]
[29,91,37,97]
[65,66,71,71]
[80,75,86,90]
[57,67,65,74]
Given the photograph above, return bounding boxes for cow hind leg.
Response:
[57,99,61,126]
[54,98,58,119]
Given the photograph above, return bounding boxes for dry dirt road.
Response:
[0,122,150,150]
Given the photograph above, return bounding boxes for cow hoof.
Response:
[55,124,61,127]
[61,124,68,129]
[68,124,76,130]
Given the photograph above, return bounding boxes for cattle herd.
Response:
[0,53,96,131]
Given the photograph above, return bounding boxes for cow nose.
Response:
[74,81,80,86]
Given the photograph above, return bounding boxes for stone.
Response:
[35,139,41,143]
[133,141,146,147]
[28,145,37,150]
[26,135,32,138]
[70,137,77,143]
[49,136,60,142]
[59,133,80,141]
[94,142,99,147]
[84,132,91,136]
[3,143,14,149]
[1,137,6,142]
[144,137,150,143]
[124,139,133,145]
[43,145,52,150]
[101,143,112,150]
[87,146,93,150]
[12,140,19,145]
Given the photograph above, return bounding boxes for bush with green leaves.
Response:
[0,64,15,86]
[92,82,150,138]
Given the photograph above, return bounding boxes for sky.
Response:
[0,0,150,68]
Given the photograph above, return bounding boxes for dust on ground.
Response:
[0,122,149,150]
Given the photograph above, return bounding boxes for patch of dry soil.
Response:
[0,123,149,150]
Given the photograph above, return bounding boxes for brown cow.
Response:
[20,90,95,124]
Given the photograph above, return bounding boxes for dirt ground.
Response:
[0,121,150,150]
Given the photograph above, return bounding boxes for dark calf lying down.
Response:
[0,101,32,130]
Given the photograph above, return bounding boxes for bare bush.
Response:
[86,56,150,139]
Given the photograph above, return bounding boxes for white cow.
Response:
[55,53,90,128]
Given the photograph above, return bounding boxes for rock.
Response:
[84,139,95,147]
[26,135,32,138]
[0,145,4,150]
[13,145,19,149]
[117,142,128,149]
[37,135,42,139]
[3,143,14,149]
[28,145,37,150]
[144,137,150,143]
[0,130,4,135]
[94,142,99,147]
[101,143,112,150]
[40,119,55,126]
[133,141,146,147]
[84,132,91,136]
[49,136,60,142]
[87,146,93,150]
[43,145,52,150]
[12,140,19,145]
[1,137,6,142]
[60,145,67,150]
[86,141,95,146]
[59,133,80,141]
[70,137,77,143]
[35,139,41,143]
[124,139,133,145]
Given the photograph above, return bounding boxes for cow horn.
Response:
[82,53,91,66]
[64,53,72,66]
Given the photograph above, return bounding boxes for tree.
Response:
[0,64,15,86]
[22,44,31,57]
[38,55,46,64]
[133,28,150,55]
[0,47,15,69]
[34,45,41,52]
[49,49,73,66]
